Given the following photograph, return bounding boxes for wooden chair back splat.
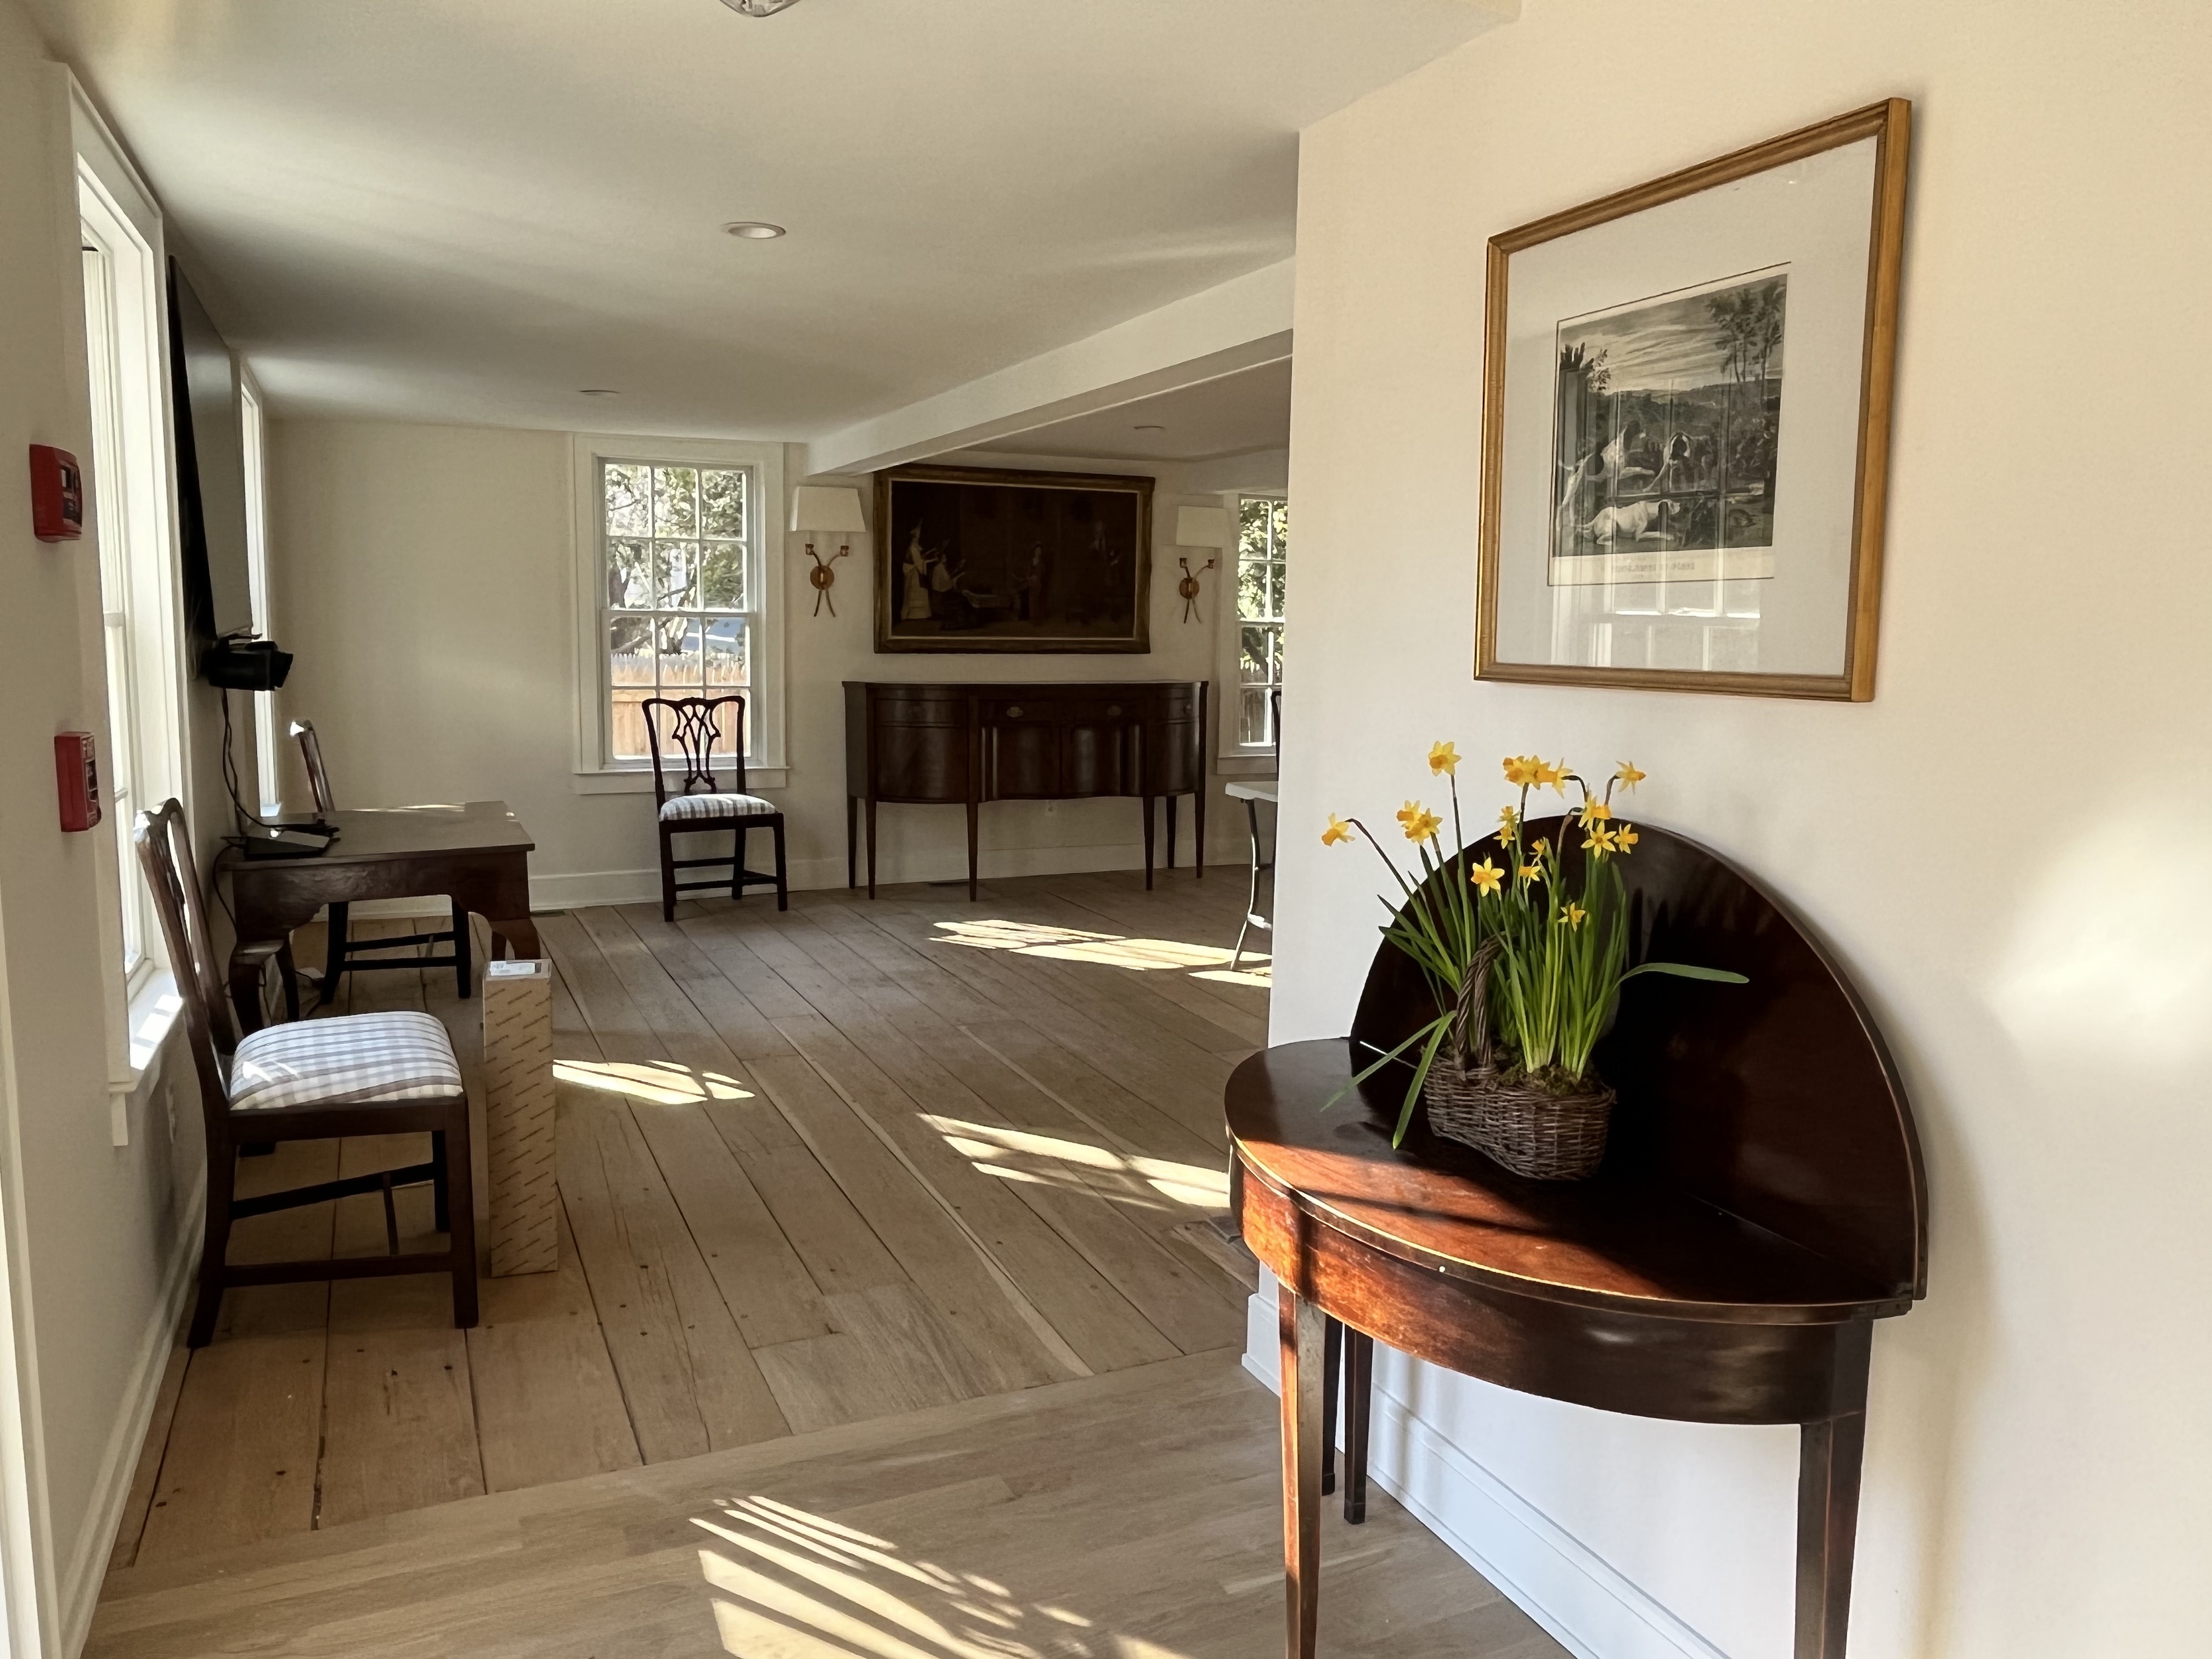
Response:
[136,799,478,1347]
[642,693,788,921]
[289,718,472,1003]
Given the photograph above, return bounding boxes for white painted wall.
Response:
[1263,3,2212,1657]
[266,420,1285,907]
[0,7,204,1652]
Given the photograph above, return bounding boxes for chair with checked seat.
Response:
[644,692,787,921]
[135,799,477,1348]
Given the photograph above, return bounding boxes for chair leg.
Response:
[659,826,678,923]
[277,940,301,1023]
[444,1120,478,1329]
[452,899,473,996]
[187,1148,238,1348]
[772,817,788,912]
[321,900,351,1008]
[431,1127,450,1233]
[732,823,747,905]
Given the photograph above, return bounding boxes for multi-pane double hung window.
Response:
[81,233,147,975]
[599,461,754,761]
[1234,497,1289,748]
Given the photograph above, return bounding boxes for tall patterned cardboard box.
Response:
[483,958,557,1275]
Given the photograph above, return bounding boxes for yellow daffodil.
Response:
[1500,755,1533,787]
[1534,758,1570,795]
[1498,805,1519,834]
[1396,800,1442,842]
[1558,901,1587,929]
[1322,814,1355,847]
[1615,761,1647,790]
[1613,822,1639,855]
[1583,826,1618,857]
[1519,862,1543,882]
[1469,857,1503,896]
[1577,797,1613,828]
[1428,741,1460,777]
[1530,837,1550,855]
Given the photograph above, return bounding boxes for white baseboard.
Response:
[58,1170,204,1656]
[1242,1293,1729,1659]
[345,839,1235,920]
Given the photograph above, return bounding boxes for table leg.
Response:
[847,794,858,890]
[1279,1284,1325,1659]
[1165,794,1178,870]
[1321,1315,1343,1497]
[229,953,269,1036]
[1342,1329,1373,1523]
[1142,794,1157,891]
[1794,1410,1867,1658]
[966,797,980,901]
[866,797,879,900]
[488,916,542,961]
[1193,786,1206,879]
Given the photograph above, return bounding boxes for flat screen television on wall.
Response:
[166,258,255,644]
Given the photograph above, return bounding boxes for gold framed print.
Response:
[1476,99,1911,701]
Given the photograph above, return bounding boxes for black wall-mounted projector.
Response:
[199,636,294,690]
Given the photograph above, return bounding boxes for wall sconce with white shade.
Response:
[791,485,867,617]
[1172,505,1229,624]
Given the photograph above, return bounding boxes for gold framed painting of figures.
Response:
[1476,98,1911,701]
[872,464,1153,653]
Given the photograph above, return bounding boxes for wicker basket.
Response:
[1421,940,1615,1181]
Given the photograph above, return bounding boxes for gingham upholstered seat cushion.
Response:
[228,1010,462,1113]
[659,791,778,823]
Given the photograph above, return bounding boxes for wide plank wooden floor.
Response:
[91,1349,1568,1658]
[107,867,1273,1572]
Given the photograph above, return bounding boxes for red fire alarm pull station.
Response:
[29,445,85,542]
[55,733,101,832]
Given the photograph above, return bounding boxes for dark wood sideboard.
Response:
[1229,817,1927,1659]
[844,680,1207,900]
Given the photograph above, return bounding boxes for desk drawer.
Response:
[873,695,969,728]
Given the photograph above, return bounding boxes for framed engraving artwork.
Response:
[1476,99,1911,700]
[873,464,1153,653]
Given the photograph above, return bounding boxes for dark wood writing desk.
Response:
[1227,820,1926,1659]
[217,802,539,1034]
[844,680,1206,899]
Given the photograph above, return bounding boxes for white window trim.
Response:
[76,144,190,1106]
[241,370,280,816]
[1217,489,1287,764]
[567,432,787,791]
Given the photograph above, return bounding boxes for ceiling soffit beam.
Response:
[803,257,1293,479]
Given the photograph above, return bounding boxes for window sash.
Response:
[1230,495,1288,751]
[597,460,761,766]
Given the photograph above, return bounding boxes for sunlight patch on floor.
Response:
[697,1496,1172,1659]
[554,1058,752,1106]
[932,918,1269,978]
[921,1115,1229,1211]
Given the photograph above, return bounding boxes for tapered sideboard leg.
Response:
[1793,1409,1867,1658]
[1279,1285,1325,1659]
[1342,1329,1373,1523]
[1321,1316,1343,1497]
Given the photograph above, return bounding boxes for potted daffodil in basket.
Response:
[1323,745,1746,1179]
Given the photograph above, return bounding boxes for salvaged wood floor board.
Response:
[91,1350,1568,1659]
[104,869,1268,1583]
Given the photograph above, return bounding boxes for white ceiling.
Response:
[33,0,1504,441]
[973,357,1291,462]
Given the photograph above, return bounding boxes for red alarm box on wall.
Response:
[29,445,84,542]
[55,733,100,832]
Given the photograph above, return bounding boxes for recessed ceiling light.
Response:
[579,388,620,396]
[1133,424,1166,432]
[724,221,787,239]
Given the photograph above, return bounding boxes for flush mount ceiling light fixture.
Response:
[720,0,802,15]
[723,221,787,239]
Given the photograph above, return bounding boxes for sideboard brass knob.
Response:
[1108,704,1122,716]
[1007,706,1024,719]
